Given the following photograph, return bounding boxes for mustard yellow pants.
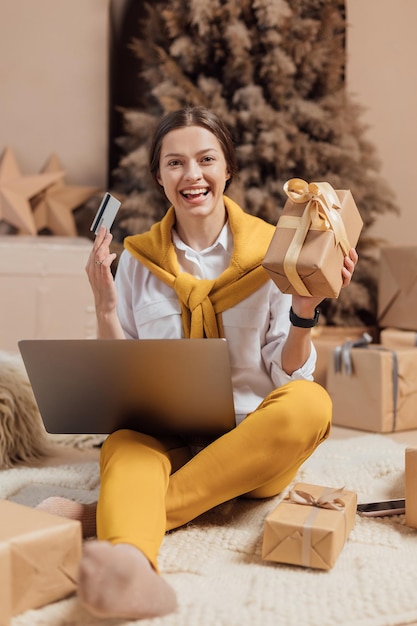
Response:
[96,380,331,570]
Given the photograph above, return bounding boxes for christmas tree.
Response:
[104,0,398,326]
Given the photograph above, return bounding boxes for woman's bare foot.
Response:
[78,541,177,619]
[36,497,97,538]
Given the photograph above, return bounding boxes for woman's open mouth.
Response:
[181,188,210,201]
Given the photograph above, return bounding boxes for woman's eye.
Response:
[202,156,214,163]
[168,160,181,167]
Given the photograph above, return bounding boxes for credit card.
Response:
[90,192,121,235]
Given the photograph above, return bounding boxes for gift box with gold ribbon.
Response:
[327,335,417,432]
[0,500,81,625]
[262,179,363,298]
[262,483,357,570]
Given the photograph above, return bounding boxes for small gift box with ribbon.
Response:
[327,334,417,432]
[0,500,81,625]
[262,483,357,570]
[262,179,363,298]
[405,447,417,529]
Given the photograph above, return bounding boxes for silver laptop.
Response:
[18,338,236,436]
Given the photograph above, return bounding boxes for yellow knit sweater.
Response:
[124,196,274,338]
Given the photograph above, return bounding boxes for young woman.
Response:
[40,106,357,620]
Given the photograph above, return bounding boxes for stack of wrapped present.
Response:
[326,245,417,433]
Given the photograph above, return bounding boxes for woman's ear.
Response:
[224,170,232,191]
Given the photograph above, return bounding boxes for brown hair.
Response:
[149,106,238,191]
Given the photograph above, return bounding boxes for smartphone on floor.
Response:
[357,499,405,517]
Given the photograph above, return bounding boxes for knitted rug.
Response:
[4,433,416,626]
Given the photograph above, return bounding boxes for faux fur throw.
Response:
[0,351,50,468]
[124,196,274,337]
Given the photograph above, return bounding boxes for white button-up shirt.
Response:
[115,221,316,425]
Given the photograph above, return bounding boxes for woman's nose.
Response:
[184,161,202,180]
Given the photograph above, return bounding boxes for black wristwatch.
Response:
[289,306,320,328]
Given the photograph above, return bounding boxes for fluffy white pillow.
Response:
[0,351,50,468]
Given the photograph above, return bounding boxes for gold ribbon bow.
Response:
[278,178,351,296]
[286,486,346,567]
[286,486,346,511]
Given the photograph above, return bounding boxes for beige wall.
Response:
[1,0,416,246]
[0,0,109,188]
[346,0,417,246]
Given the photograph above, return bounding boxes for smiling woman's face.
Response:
[157,125,230,224]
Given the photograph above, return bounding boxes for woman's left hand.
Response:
[291,247,359,315]
[341,247,358,288]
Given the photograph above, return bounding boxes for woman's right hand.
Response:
[85,226,118,318]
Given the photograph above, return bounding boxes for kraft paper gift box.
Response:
[378,246,417,331]
[0,236,97,352]
[262,483,356,570]
[0,500,82,626]
[405,447,417,529]
[380,328,417,349]
[262,179,363,299]
[312,326,377,388]
[327,338,417,432]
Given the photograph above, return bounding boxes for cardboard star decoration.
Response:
[32,154,99,236]
[0,147,63,235]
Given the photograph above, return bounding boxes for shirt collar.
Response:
[172,220,231,255]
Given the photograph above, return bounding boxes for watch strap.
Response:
[289,306,320,328]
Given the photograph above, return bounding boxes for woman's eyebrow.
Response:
[162,148,219,158]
